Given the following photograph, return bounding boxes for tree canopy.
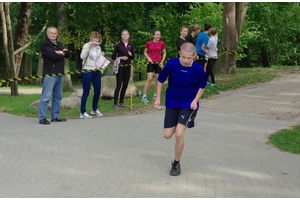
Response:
[1,2,299,88]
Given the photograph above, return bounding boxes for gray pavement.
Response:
[1,73,300,197]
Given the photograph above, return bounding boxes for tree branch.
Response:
[13,23,48,55]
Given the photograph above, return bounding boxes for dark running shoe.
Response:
[170,161,181,176]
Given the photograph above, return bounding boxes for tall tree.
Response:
[14,2,33,77]
[57,2,72,92]
[219,2,248,74]
[0,2,18,95]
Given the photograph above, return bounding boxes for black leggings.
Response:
[114,67,130,105]
[206,59,216,84]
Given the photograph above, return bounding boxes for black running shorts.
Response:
[147,63,162,74]
[164,107,197,129]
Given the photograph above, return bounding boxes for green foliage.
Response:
[3,2,300,83]
[242,2,300,66]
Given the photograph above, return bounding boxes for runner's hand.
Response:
[153,99,160,109]
[190,100,198,110]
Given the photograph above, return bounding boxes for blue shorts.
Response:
[164,108,197,129]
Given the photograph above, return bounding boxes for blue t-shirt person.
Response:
[196,32,209,56]
[158,57,207,110]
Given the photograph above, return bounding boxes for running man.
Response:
[154,42,207,176]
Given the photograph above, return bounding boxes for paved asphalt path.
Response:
[0,72,300,197]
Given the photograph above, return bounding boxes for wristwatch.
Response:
[60,51,63,54]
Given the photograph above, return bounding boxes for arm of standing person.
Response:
[201,43,211,58]
[41,42,64,61]
[159,48,167,68]
[128,45,134,60]
[144,47,153,63]
[111,44,118,60]
[190,88,206,110]
[80,43,91,60]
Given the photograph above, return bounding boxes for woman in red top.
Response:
[142,30,167,103]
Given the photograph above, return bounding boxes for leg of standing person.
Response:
[113,67,125,110]
[206,59,212,81]
[208,59,216,87]
[91,71,102,115]
[211,59,216,85]
[142,64,154,103]
[119,68,130,108]
[51,75,64,121]
[196,55,206,69]
[80,71,93,118]
[38,76,56,123]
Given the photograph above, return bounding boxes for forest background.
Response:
[0,2,299,94]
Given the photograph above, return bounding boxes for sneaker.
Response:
[141,96,150,103]
[91,109,103,117]
[210,84,216,87]
[80,112,92,119]
[153,94,157,101]
[113,105,120,111]
[119,103,129,108]
[170,161,181,176]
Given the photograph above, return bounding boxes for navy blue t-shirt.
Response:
[158,57,207,110]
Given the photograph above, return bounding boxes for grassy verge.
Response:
[0,67,279,118]
[269,125,300,154]
[1,66,299,154]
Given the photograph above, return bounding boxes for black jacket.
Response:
[40,37,70,75]
[111,41,134,69]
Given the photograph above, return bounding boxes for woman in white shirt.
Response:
[207,27,218,87]
[80,31,105,118]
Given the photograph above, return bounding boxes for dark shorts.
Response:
[196,54,206,68]
[164,107,197,129]
[147,63,162,74]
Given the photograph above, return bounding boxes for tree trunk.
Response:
[14,2,33,77]
[219,2,248,74]
[24,52,34,84]
[1,3,19,95]
[57,2,73,92]
[261,46,270,67]
[24,25,34,84]
[35,52,43,85]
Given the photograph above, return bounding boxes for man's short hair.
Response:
[47,26,57,33]
[180,42,196,54]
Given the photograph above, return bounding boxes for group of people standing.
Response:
[38,24,218,177]
[177,23,218,88]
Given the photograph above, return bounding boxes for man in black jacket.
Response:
[38,26,70,125]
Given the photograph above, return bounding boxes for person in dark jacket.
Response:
[111,30,134,111]
[176,26,188,57]
[38,26,70,125]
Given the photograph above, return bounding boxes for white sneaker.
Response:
[141,96,150,103]
[153,94,157,101]
[91,109,103,117]
[80,112,92,119]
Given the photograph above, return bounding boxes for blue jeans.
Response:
[81,70,101,114]
[38,76,63,120]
